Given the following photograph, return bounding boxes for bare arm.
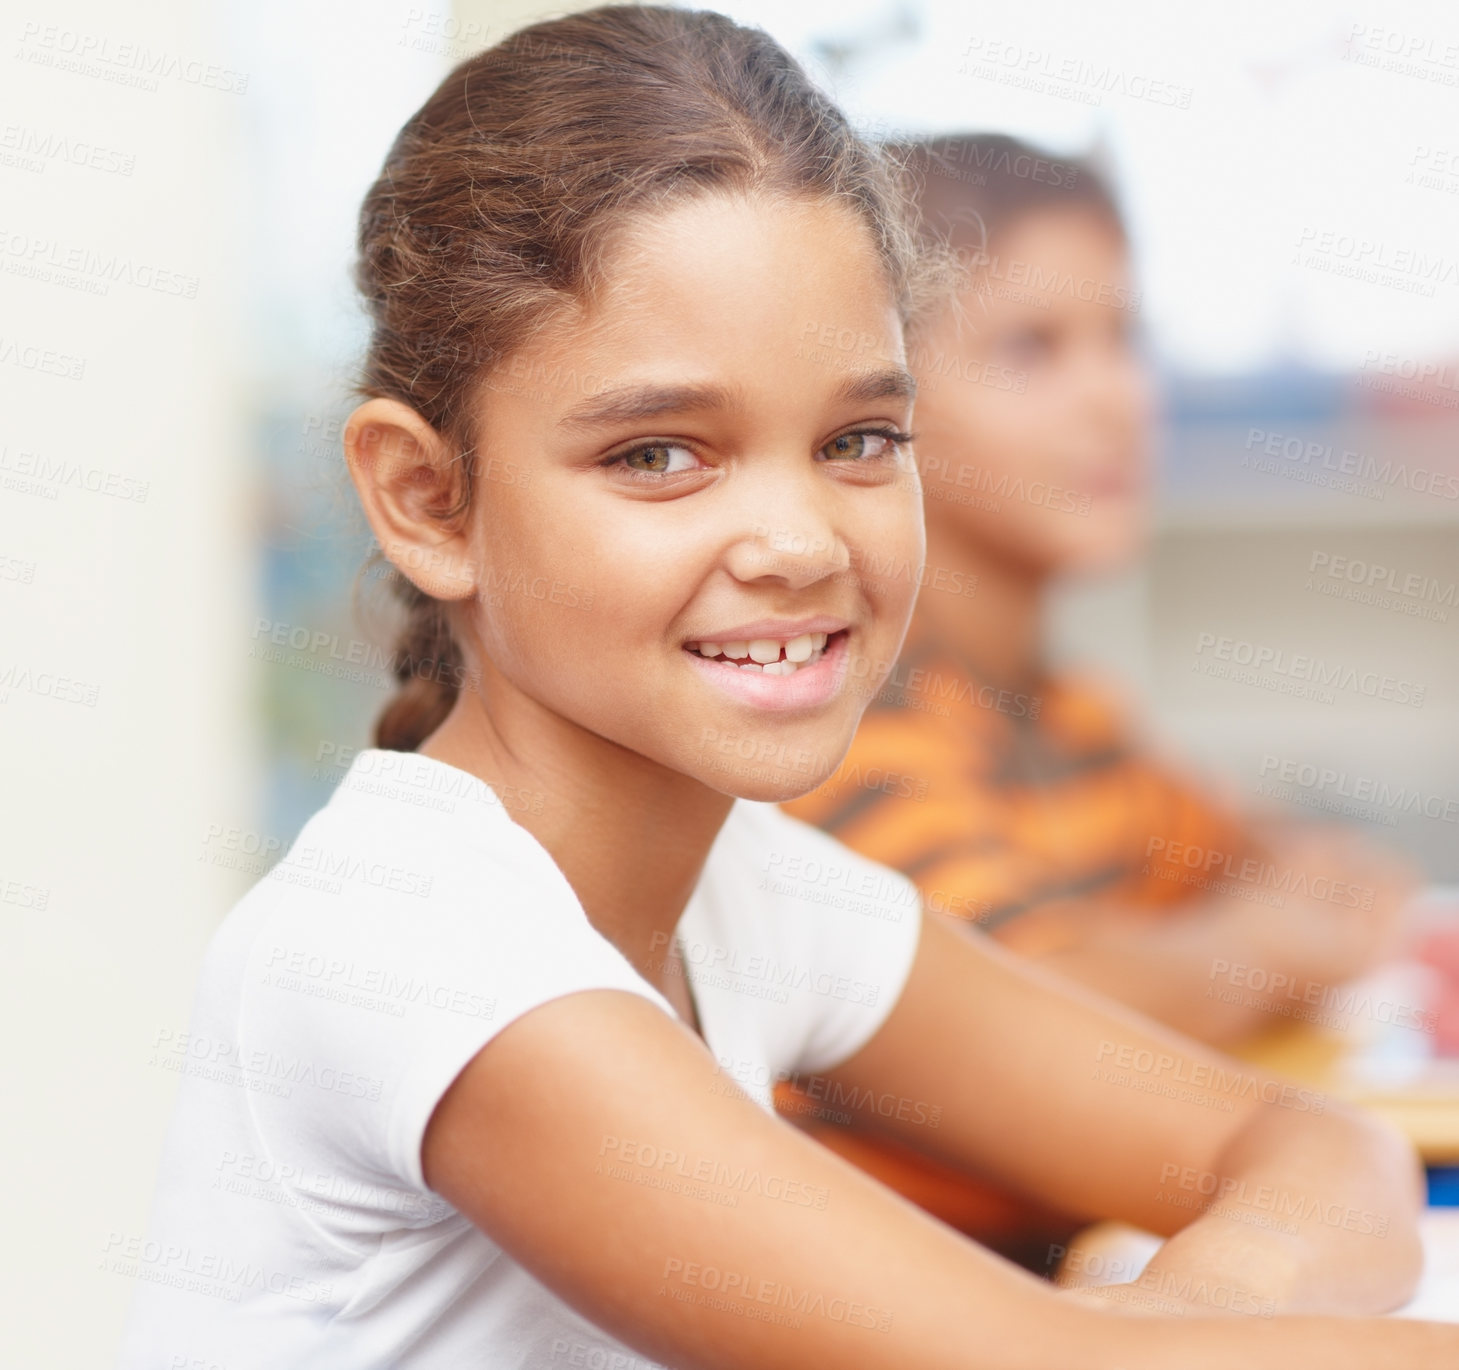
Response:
[1131,1095,1426,1316]
[419,948,1456,1367]
[1030,825,1420,1045]
[424,987,1084,1370]
[1030,899,1317,1043]
[819,911,1426,1318]
[1029,893,1372,1044]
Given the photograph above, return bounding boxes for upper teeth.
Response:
[689,632,830,670]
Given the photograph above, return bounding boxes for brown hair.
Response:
[884,131,1125,265]
[351,3,950,753]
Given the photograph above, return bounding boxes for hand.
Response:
[1056,1275,1273,1319]
[1237,823,1422,986]
[1054,1220,1299,1321]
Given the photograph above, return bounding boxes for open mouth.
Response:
[682,629,848,676]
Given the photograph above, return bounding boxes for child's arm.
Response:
[1029,900,1327,1043]
[421,980,1458,1369]
[1031,821,1420,1044]
[824,911,1425,1318]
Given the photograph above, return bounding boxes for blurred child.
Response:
[778,131,1421,1255]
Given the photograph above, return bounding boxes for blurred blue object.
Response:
[1427,1168,1459,1206]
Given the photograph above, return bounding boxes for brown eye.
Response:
[819,430,909,462]
[616,443,696,475]
[825,433,869,460]
[626,444,672,471]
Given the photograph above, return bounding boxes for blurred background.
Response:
[2,0,1456,1363]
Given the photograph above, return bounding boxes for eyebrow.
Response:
[555,367,917,431]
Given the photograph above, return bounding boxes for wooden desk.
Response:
[1227,960,1459,1165]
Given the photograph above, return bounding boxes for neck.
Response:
[916,516,1047,689]
[418,680,733,995]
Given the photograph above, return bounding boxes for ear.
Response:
[343,398,478,602]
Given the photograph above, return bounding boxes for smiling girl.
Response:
[115,7,1456,1368]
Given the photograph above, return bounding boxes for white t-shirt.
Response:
[115,748,923,1369]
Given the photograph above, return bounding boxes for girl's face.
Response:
[911,206,1153,576]
[452,194,923,801]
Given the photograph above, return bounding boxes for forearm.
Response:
[1033,896,1359,1045]
[1134,1099,1426,1316]
[813,914,1459,1365]
[1033,914,1277,1043]
[1085,1311,1459,1369]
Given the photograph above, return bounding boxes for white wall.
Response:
[0,4,260,1365]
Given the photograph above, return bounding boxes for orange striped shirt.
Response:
[783,624,1251,956]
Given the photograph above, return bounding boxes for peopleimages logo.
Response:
[1192,632,1426,709]
[0,228,200,298]
[0,122,136,176]
[1207,959,1437,1035]
[1294,226,1459,295]
[0,445,148,501]
[957,36,1194,109]
[1308,551,1458,604]
[1241,427,1459,501]
[1305,551,1454,624]
[15,22,249,93]
[1145,837,1373,910]
[648,930,883,1008]
[1093,1040,1325,1114]
[1157,1163,1390,1237]
[1256,755,1459,825]
[1359,347,1459,404]
[949,245,1142,312]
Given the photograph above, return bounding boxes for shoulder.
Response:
[256,749,669,1006]
[219,750,674,1191]
[256,747,610,945]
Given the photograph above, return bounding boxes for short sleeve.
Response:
[238,805,676,1204]
[728,801,924,1074]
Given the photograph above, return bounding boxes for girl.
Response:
[116,9,1454,1368]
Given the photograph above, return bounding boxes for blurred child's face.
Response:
[911,206,1153,576]
[456,194,923,801]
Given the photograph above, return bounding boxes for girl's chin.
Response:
[1067,530,1145,575]
[1037,513,1146,577]
[710,772,840,805]
[687,721,855,804]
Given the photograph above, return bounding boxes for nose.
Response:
[722,467,853,590]
[1073,332,1150,439]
